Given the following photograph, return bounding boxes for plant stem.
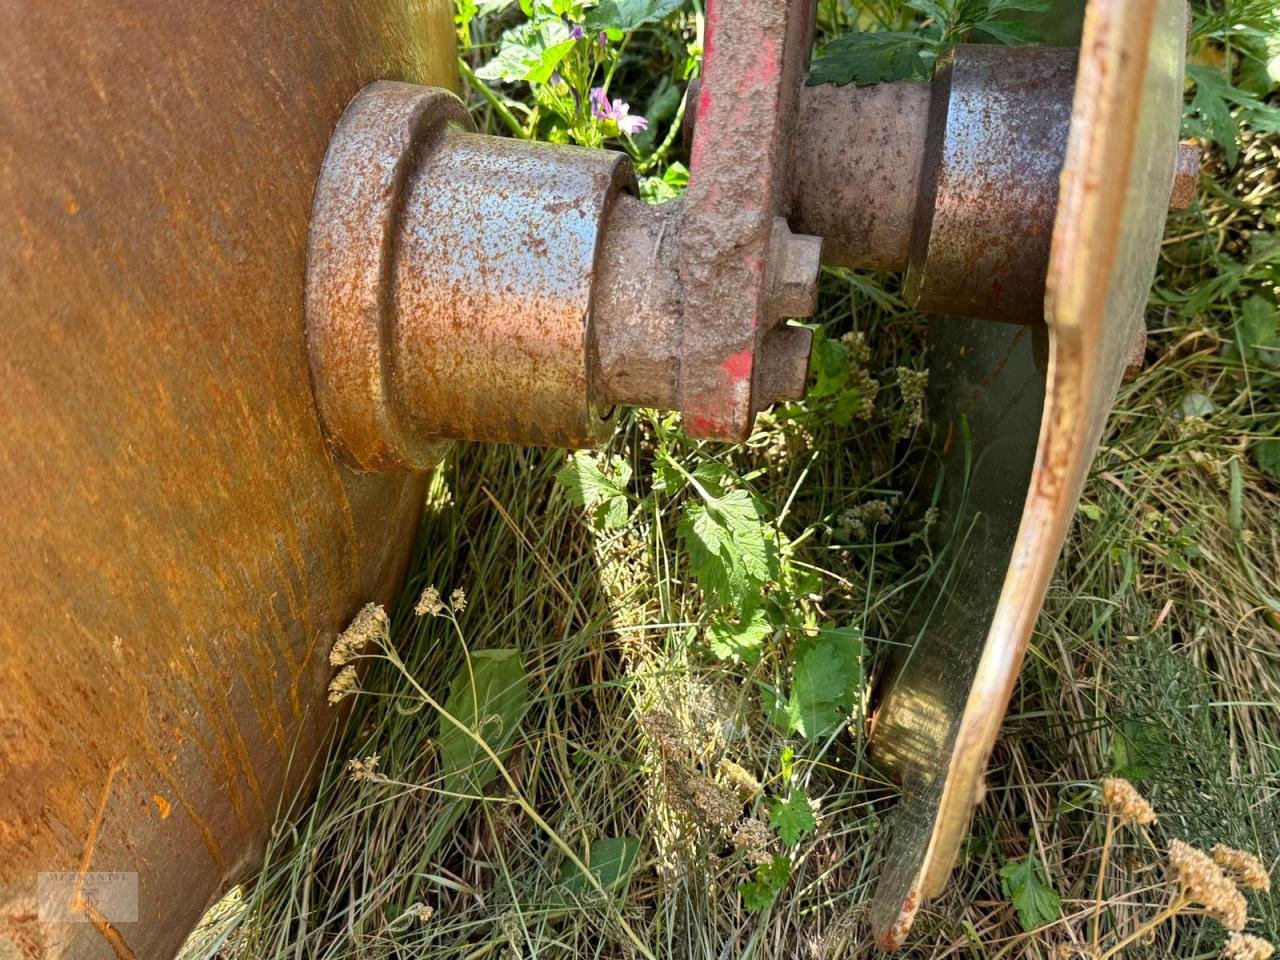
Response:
[1097,894,1191,960]
[1092,812,1116,952]
[457,58,527,139]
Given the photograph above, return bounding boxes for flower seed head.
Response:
[717,758,761,798]
[450,587,467,613]
[327,665,359,705]
[1169,839,1248,931]
[415,585,444,617]
[348,754,381,782]
[1213,845,1271,892]
[732,817,774,866]
[1223,933,1275,960]
[1102,777,1157,825]
[329,603,389,666]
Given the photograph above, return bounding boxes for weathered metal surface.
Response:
[308,82,628,466]
[592,194,685,409]
[394,127,630,449]
[790,81,931,271]
[0,2,457,958]
[905,45,1078,325]
[867,0,1189,945]
[677,0,819,439]
[307,82,471,471]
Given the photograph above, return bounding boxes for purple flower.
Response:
[570,23,585,39]
[597,31,608,49]
[589,87,648,136]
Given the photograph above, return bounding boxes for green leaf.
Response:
[808,31,931,87]
[999,855,1061,933]
[708,610,773,664]
[556,452,632,531]
[971,19,1043,45]
[475,20,575,84]
[559,837,640,896]
[769,790,816,845]
[1183,65,1280,166]
[807,328,850,400]
[983,0,1052,13]
[437,649,529,796]
[677,482,779,612]
[1254,438,1280,479]
[784,625,865,739]
[584,0,683,31]
[739,855,791,912]
[1235,295,1280,368]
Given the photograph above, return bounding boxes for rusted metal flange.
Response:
[307,81,629,470]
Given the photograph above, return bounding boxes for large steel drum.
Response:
[0,3,456,957]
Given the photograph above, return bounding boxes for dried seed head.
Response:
[717,758,761,798]
[450,587,467,613]
[639,710,690,758]
[1168,839,1248,931]
[348,754,381,782]
[1224,933,1275,960]
[732,817,774,866]
[415,585,444,617]
[688,773,741,831]
[327,665,359,705]
[1102,777,1157,826]
[329,603,389,666]
[1213,845,1271,892]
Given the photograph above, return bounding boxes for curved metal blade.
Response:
[867,0,1188,944]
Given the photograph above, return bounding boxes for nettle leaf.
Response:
[1254,438,1280,479]
[708,610,773,664]
[807,328,850,400]
[678,487,779,612]
[559,837,640,897]
[739,855,792,912]
[768,790,816,845]
[999,855,1061,933]
[556,452,632,530]
[808,31,931,87]
[784,625,865,739]
[584,0,683,31]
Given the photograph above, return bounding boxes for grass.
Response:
[184,0,1279,956]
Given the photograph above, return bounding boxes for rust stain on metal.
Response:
[677,0,819,439]
[790,81,930,271]
[0,2,456,957]
[905,45,1078,325]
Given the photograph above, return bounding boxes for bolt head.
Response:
[765,218,823,320]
